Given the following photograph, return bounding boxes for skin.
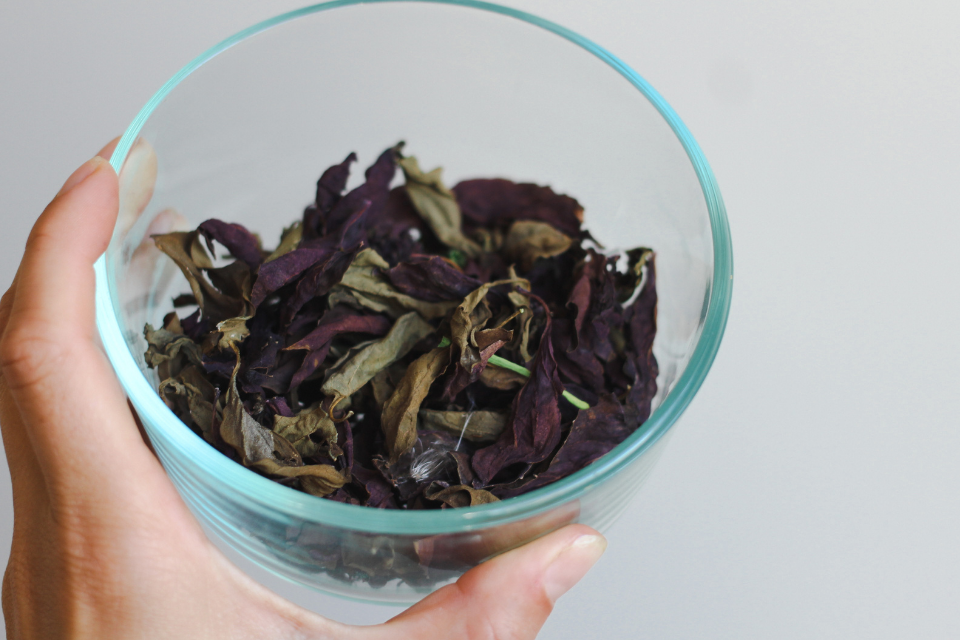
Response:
[0,141,606,640]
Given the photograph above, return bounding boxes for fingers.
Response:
[0,155,160,500]
[0,276,47,507]
[116,137,159,241]
[369,524,606,640]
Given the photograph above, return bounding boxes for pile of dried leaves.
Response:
[145,143,658,510]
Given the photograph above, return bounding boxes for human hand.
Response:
[0,142,606,639]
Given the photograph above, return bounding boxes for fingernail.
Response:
[542,533,607,603]
[58,156,108,197]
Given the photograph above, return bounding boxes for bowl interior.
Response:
[100,0,727,530]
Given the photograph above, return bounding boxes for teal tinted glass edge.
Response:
[95,0,733,535]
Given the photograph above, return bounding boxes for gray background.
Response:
[1,0,958,637]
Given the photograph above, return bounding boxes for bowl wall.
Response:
[97,0,730,604]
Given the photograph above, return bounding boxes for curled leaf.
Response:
[502,220,573,270]
[331,249,459,319]
[418,409,507,444]
[321,311,435,401]
[399,156,482,257]
[381,347,451,463]
[425,483,499,508]
[152,231,248,323]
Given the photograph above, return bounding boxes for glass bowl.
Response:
[95,0,732,604]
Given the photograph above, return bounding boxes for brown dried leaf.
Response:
[418,409,507,443]
[381,347,451,462]
[153,231,248,322]
[478,364,528,390]
[425,484,499,508]
[502,220,573,270]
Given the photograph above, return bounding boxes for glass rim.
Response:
[94,0,733,535]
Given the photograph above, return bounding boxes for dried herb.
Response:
[146,143,658,520]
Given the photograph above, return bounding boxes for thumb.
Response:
[371,524,606,640]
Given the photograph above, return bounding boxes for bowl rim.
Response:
[95,0,733,535]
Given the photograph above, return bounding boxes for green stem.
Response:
[436,337,590,411]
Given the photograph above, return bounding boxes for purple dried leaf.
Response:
[198,219,263,270]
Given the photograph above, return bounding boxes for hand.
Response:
[0,142,606,640]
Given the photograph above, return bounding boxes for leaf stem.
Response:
[436,337,590,410]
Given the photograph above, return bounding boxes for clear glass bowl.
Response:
[95,0,732,604]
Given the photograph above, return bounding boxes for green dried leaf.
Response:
[425,484,500,508]
[399,156,482,258]
[159,368,219,444]
[330,249,459,319]
[418,409,507,444]
[220,360,302,470]
[381,347,451,463]
[143,321,203,381]
[264,221,303,263]
[450,277,528,366]
[321,311,435,401]
[502,220,573,270]
[273,401,341,459]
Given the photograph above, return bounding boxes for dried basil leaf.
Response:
[425,483,499,508]
[502,220,573,271]
[321,311,435,401]
[381,347,451,463]
[399,156,482,258]
[418,409,507,443]
[331,249,459,319]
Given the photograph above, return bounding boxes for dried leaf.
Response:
[197,219,263,270]
[331,249,459,319]
[273,402,340,458]
[453,178,585,238]
[399,156,482,257]
[418,409,507,443]
[472,322,565,485]
[321,311,435,400]
[386,256,481,302]
[264,221,303,263]
[381,347,451,462]
[220,359,302,470]
[502,220,573,270]
[425,483,499,508]
[152,231,248,322]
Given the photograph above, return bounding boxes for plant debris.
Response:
[145,143,658,511]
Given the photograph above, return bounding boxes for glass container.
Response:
[95,0,733,604]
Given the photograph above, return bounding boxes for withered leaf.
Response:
[264,221,303,263]
[197,219,263,270]
[399,156,482,258]
[472,322,565,485]
[425,483,499,508]
[273,401,340,458]
[502,220,573,271]
[331,249,459,319]
[152,231,248,323]
[321,311,435,401]
[418,409,507,443]
[381,347,451,463]
[219,356,302,470]
[146,143,659,526]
